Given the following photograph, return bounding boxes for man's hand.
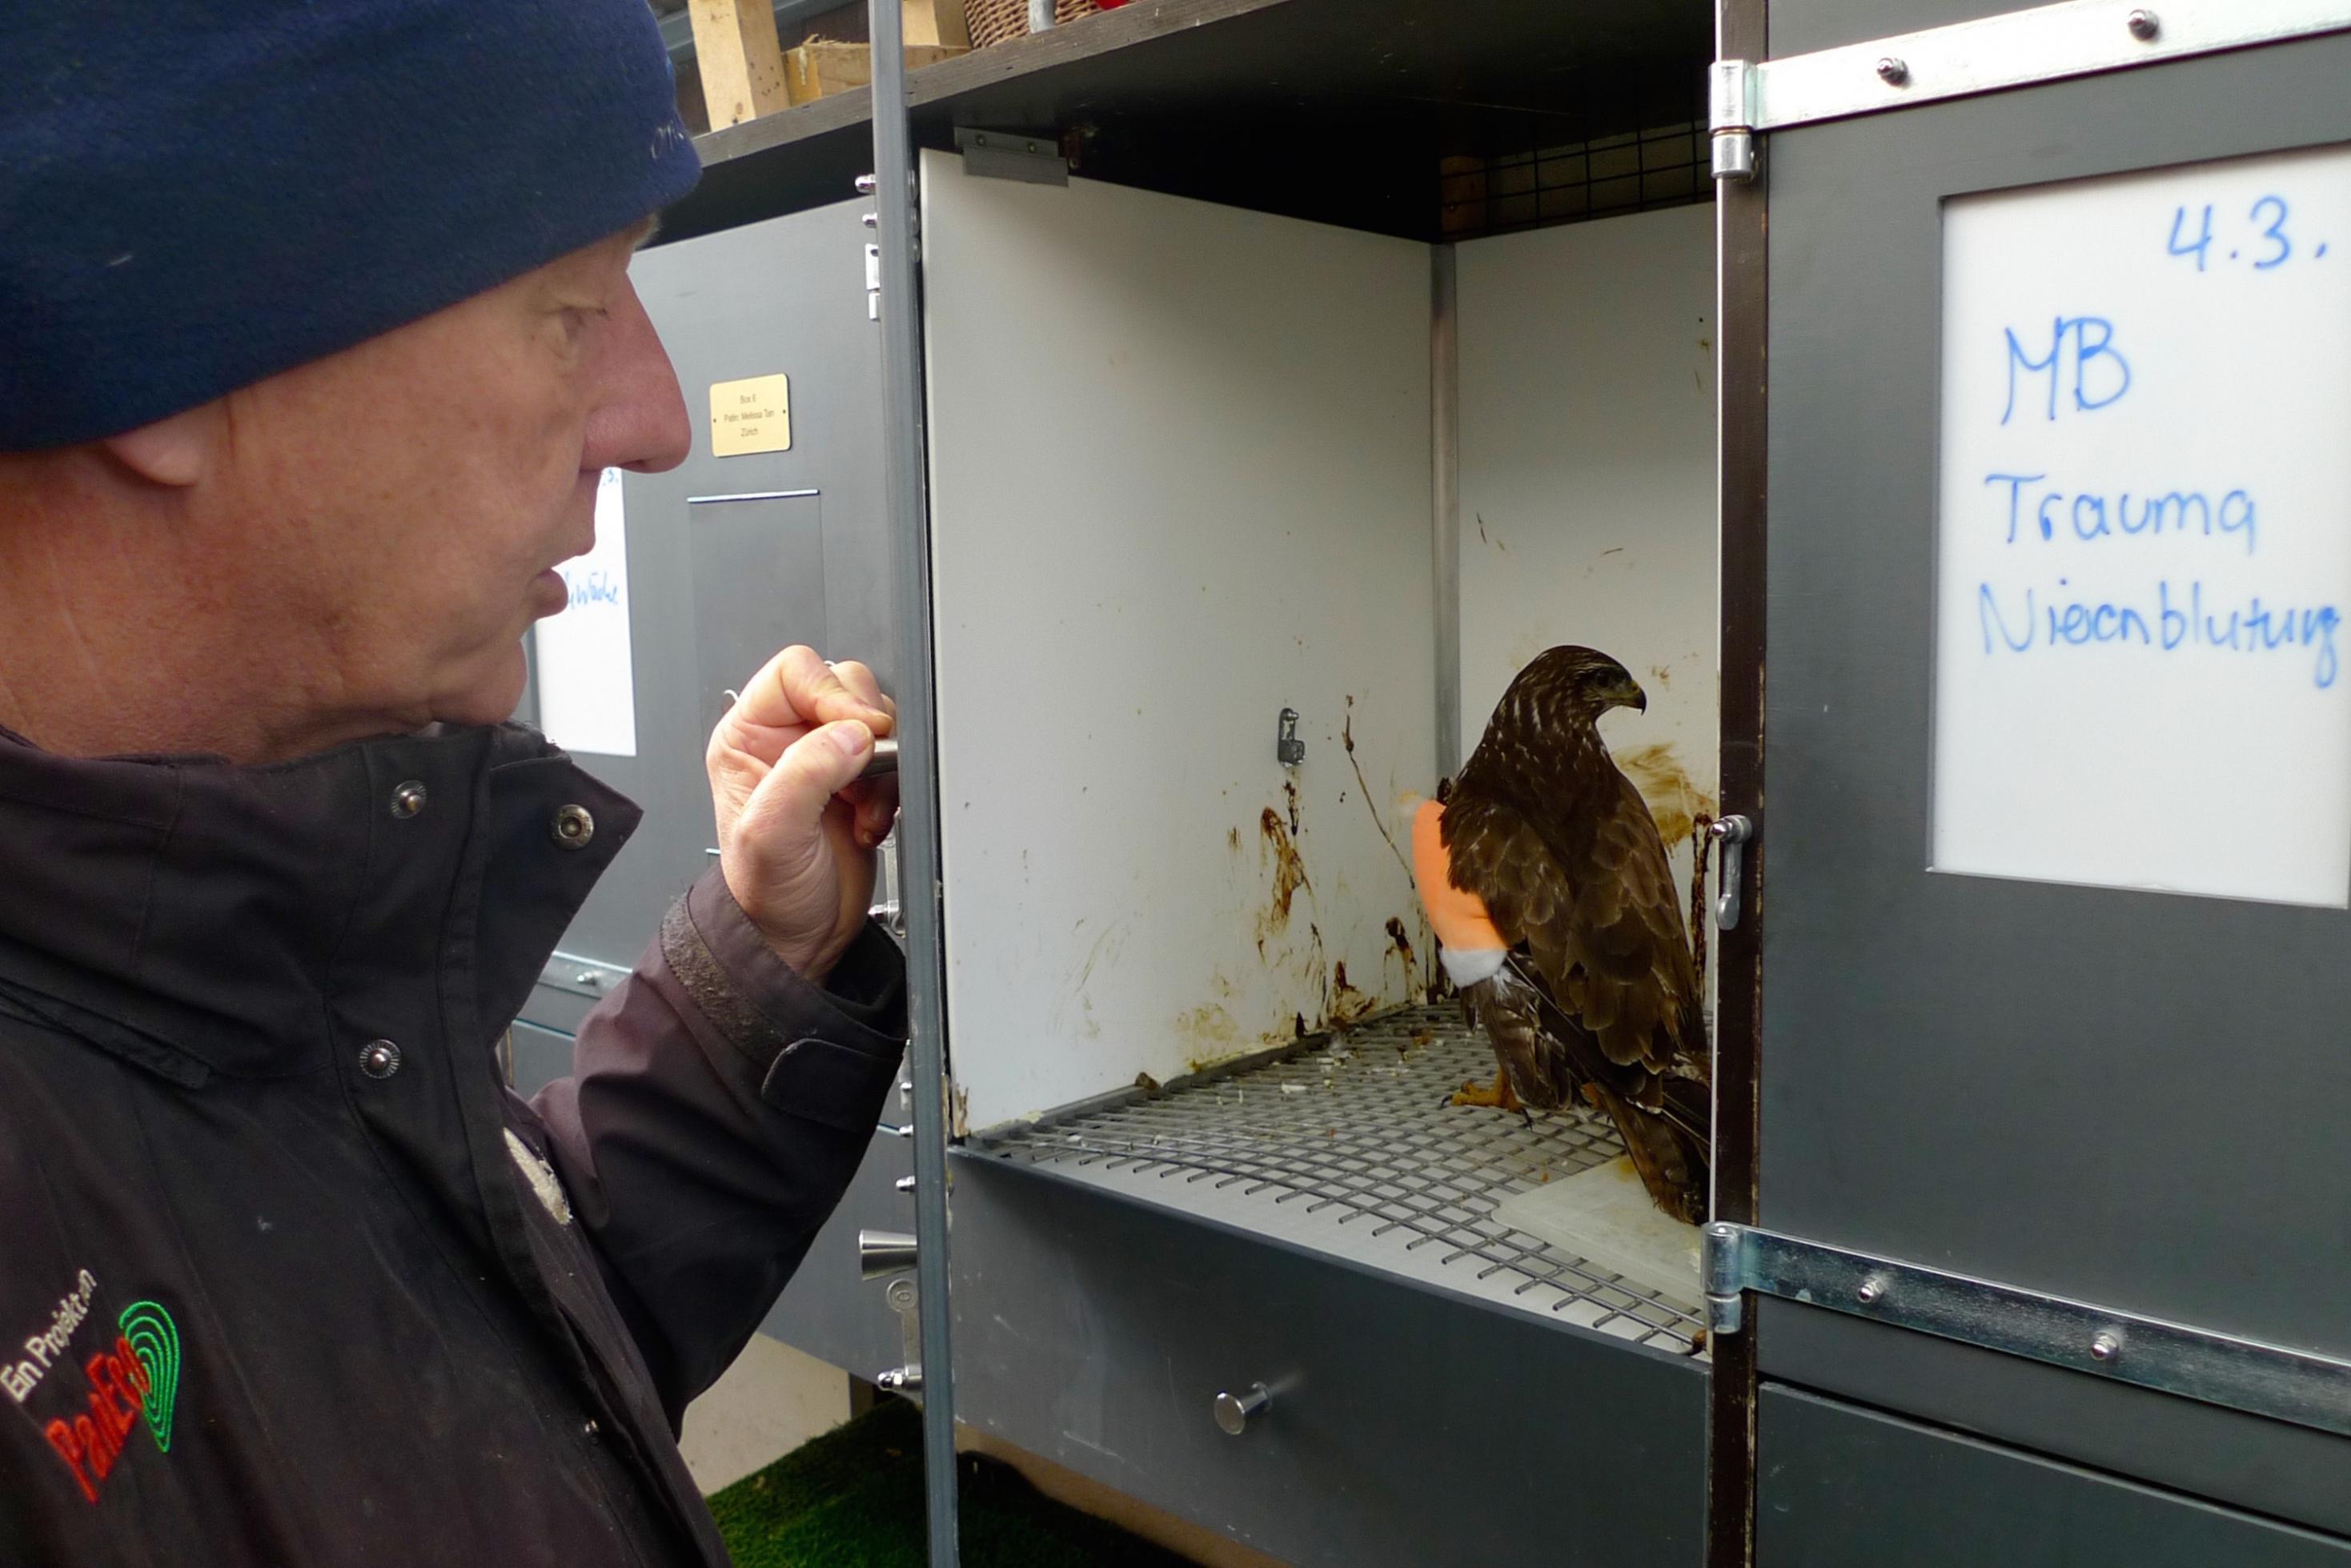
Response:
[706,646,898,983]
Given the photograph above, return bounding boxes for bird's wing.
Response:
[1435,789,1710,1220]
[1516,768,1707,1080]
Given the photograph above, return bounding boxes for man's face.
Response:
[223,223,688,733]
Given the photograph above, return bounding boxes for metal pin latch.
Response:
[876,1274,923,1394]
[858,1229,919,1280]
[1277,708,1306,768]
[1709,815,1756,930]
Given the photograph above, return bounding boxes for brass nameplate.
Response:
[708,374,792,457]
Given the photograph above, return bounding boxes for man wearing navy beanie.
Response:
[0,4,909,1564]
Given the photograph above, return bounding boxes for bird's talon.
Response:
[1449,1073,1523,1113]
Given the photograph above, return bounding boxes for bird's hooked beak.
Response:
[1610,676,1648,715]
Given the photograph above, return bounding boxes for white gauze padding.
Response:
[1439,945,1506,988]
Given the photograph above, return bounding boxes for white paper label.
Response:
[532,468,640,757]
[1932,145,2351,908]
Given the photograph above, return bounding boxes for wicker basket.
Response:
[965,0,1101,49]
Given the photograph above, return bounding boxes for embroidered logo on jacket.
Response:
[7,1273,183,1505]
[2,1268,98,1405]
[117,1301,181,1452]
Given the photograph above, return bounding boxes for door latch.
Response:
[1276,708,1306,768]
[1709,815,1756,930]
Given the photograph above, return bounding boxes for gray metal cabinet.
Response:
[952,1157,1708,1568]
[516,194,897,1021]
[1740,0,2351,1546]
[1759,1385,2351,1567]
[512,198,911,1374]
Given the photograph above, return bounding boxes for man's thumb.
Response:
[743,720,873,844]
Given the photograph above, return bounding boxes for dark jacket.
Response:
[0,722,906,1566]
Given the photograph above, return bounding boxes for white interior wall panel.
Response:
[921,152,1436,1131]
[1456,205,1722,896]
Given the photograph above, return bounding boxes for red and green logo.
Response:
[117,1301,181,1452]
[42,1299,181,1504]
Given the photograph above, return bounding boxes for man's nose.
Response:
[585,275,691,475]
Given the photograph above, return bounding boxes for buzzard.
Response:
[1411,645,1710,1225]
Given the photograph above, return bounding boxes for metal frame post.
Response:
[868,3,961,1562]
[1430,243,1462,780]
[1707,0,1769,1562]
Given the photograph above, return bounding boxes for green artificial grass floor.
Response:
[707,1397,1202,1568]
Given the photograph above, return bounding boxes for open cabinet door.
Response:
[917,149,1437,1134]
[1720,2,2351,1560]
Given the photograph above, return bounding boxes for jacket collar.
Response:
[0,723,637,1078]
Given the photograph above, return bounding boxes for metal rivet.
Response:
[2127,9,2160,41]
[2090,1331,2122,1362]
[582,1418,600,1440]
[1857,1276,1888,1305]
[389,780,427,819]
[551,804,596,849]
[1876,56,1910,86]
[358,1039,402,1080]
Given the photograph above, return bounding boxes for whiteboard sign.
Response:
[1934,145,2351,908]
[532,468,640,757]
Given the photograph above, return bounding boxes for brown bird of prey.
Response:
[1410,645,1710,1224]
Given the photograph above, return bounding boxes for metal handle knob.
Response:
[1214,1382,1271,1437]
[858,1229,919,1281]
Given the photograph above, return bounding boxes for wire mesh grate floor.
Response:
[978,1005,1703,1353]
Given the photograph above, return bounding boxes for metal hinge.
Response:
[1703,1222,2351,1439]
[1710,0,2351,182]
[1708,59,1758,182]
[954,126,1069,186]
[857,172,921,322]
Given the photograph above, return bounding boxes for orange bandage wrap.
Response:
[1412,800,1506,958]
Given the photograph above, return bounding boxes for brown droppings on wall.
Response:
[1649,664,1674,690]
[1258,806,1310,929]
[1327,960,1376,1029]
[1175,1005,1241,1054]
[1615,740,1719,850]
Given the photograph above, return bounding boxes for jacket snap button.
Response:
[551,804,595,850]
[389,780,428,819]
[358,1039,403,1079]
[581,1418,600,1441]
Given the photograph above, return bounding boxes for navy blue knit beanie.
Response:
[2,0,701,451]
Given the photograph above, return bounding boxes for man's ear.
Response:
[99,401,227,488]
